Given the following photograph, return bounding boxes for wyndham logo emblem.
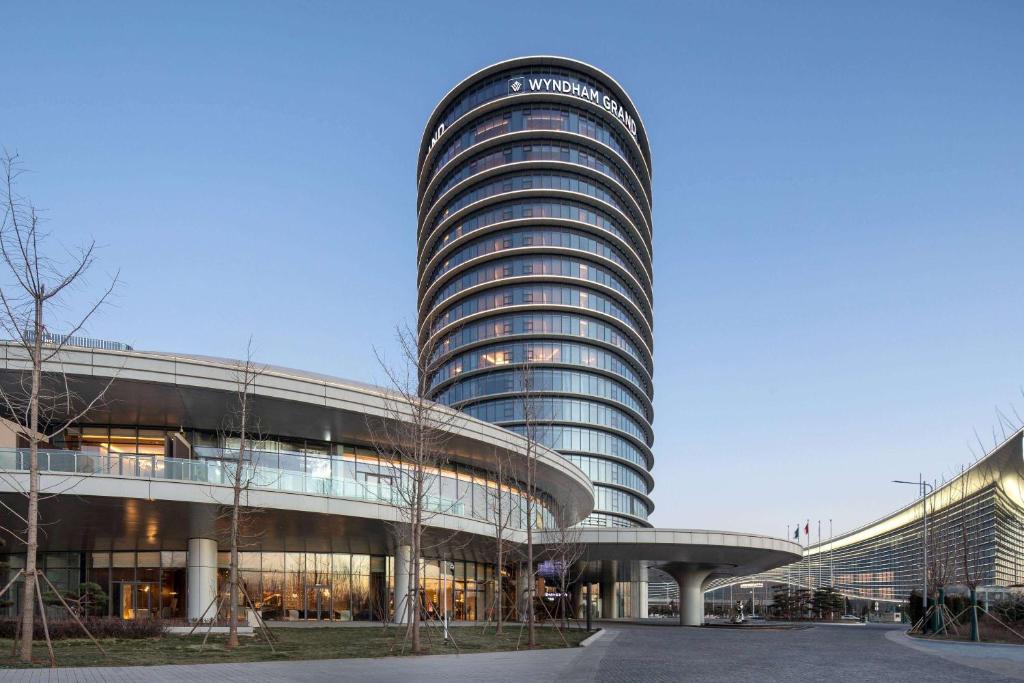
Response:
[508,77,524,94]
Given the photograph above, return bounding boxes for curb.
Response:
[897,629,1024,651]
[579,628,605,647]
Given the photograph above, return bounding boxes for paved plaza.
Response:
[1,623,1022,682]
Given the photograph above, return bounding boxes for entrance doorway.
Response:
[115,581,159,619]
[307,584,330,620]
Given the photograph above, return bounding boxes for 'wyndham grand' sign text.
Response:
[508,76,638,139]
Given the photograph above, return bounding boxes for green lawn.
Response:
[0,625,592,668]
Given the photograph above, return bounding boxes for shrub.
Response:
[42,582,109,618]
[0,617,165,640]
[993,594,1024,624]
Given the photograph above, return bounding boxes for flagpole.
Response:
[829,519,834,589]
[817,520,822,589]
[786,525,791,616]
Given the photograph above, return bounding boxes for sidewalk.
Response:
[886,628,1024,680]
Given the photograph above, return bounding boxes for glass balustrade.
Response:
[0,448,475,521]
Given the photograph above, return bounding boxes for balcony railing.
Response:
[23,332,133,351]
[0,448,467,520]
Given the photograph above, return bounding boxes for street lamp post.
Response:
[893,475,934,621]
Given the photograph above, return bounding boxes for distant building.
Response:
[705,430,1024,610]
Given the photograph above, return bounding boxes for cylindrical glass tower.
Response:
[416,56,654,528]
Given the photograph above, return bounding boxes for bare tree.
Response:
[483,444,519,634]
[0,152,118,663]
[956,465,986,641]
[513,362,547,649]
[222,339,265,649]
[368,323,463,654]
[926,490,956,633]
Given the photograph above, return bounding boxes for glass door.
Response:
[116,581,158,619]
[307,584,330,620]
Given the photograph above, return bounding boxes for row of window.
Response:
[720,489,1023,601]
[0,551,498,622]
[429,226,636,288]
[431,171,644,238]
[566,454,650,496]
[594,484,651,519]
[427,339,649,397]
[425,199,648,267]
[432,312,650,373]
[426,106,644,192]
[207,446,555,531]
[506,423,650,471]
[430,66,642,162]
[429,254,646,316]
[431,283,650,347]
[578,511,641,528]
[433,367,650,423]
[461,396,651,446]
[47,428,558,530]
[429,142,637,210]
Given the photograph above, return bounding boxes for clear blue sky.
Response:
[3,1,1022,538]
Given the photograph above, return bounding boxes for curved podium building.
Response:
[0,341,797,625]
[0,343,592,622]
[417,56,655,528]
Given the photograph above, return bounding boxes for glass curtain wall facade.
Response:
[417,57,655,528]
[705,431,1024,603]
[707,485,1024,603]
[33,425,557,530]
[0,551,495,622]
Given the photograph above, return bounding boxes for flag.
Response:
[793,526,799,540]
[804,521,810,536]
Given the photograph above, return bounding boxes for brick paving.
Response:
[1,622,1021,682]
[590,622,1022,682]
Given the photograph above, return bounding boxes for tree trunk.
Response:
[526,498,535,648]
[970,588,980,642]
[561,571,568,632]
[495,540,503,635]
[18,296,43,663]
[227,463,242,648]
[410,475,421,654]
[494,469,504,635]
[936,587,945,635]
